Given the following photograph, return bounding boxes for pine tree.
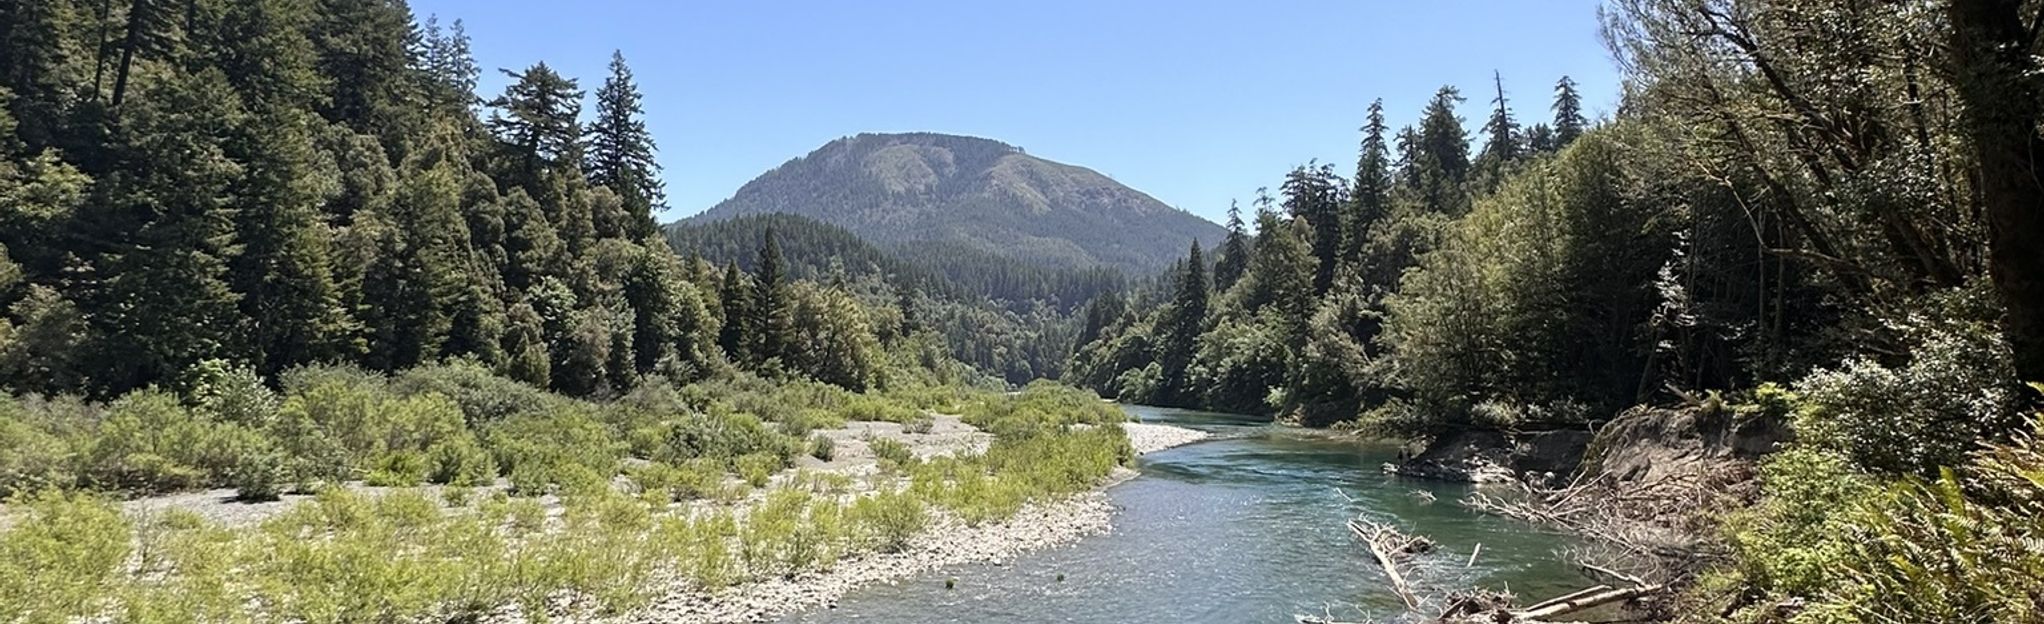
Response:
[1345,98,1391,271]
[1414,86,1472,215]
[716,261,750,362]
[1214,200,1252,291]
[415,16,479,112]
[1282,163,1345,296]
[1157,241,1208,404]
[309,0,415,139]
[585,51,663,240]
[83,73,247,391]
[750,228,795,365]
[1480,71,1519,170]
[487,63,583,186]
[1552,76,1585,148]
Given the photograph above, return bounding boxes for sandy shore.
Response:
[1125,422,1211,455]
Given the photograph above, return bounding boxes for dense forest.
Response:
[0,0,1027,399]
[666,213,1116,384]
[1068,0,2044,620]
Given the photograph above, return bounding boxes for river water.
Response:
[781,405,1585,623]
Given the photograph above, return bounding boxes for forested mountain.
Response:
[687,132,1227,273]
[666,213,1123,310]
[666,213,1101,384]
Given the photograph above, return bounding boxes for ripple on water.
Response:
[780,405,1586,624]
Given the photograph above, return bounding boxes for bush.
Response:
[365,450,429,487]
[0,399,76,497]
[848,490,925,552]
[808,434,835,461]
[868,438,915,467]
[425,438,496,487]
[230,442,291,501]
[1794,318,2022,475]
[0,490,131,623]
[392,360,564,426]
[87,390,248,493]
[735,452,779,488]
[902,413,936,434]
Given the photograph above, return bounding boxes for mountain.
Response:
[684,132,1227,273]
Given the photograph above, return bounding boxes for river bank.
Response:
[615,421,1212,624]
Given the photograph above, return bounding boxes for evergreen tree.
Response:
[1479,71,1519,172]
[1281,163,1345,296]
[486,63,582,187]
[1213,200,1251,291]
[1552,75,1585,148]
[1157,240,1208,404]
[1345,99,1391,271]
[750,227,795,365]
[415,16,479,112]
[585,51,663,240]
[1413,86,1472,215]
[716,261,749,362]
[309,0,415,140]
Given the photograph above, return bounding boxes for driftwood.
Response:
[1348,518,1429,610]
[1516,583,1664,620]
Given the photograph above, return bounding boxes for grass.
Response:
[0,368,1134,622]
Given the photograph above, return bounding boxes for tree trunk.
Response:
[1949,0,2044,387]
[111,0,150,110]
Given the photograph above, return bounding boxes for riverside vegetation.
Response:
[7,0,2044,622]
[0,368,1133,623]
[1063,1,2044,622]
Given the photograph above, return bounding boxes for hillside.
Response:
[686,133,1226,273]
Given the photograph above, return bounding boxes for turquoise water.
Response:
[780,405,1584,623]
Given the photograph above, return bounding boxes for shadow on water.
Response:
[781,404,1586,623]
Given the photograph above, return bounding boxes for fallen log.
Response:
[1347,518,1433,610]
[1515,584,1664,620]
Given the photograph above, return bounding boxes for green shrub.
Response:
[425,437,496,486]
[808,434,836,461]
[902,413,936,434]
[843,394,918,423]
[365,450,429,487]
[393,360,564,425]
[1794,320,2022,475]
[0,490,131,624]
[735,452,780,488]
[230,441,291,501]
[868,438,915,467]
[87,390,247,493]
[848,490,925,552]
[0,399,76,497]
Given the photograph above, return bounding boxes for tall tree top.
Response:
[1482,71,1519,165]
[1553,75,1585,147]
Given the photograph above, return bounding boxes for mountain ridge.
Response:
[683,132,1226,273]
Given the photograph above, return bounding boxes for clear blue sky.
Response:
[411,1,1621,225]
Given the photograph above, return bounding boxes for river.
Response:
[780,405,1585,623]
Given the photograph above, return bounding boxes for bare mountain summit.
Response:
[686,133,1225,272]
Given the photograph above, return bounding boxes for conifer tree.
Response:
[585,51,663,240]
[309,0,415,138]
[1346,98,1391,271]
[1480,71,1519,170]
[1282,163,1345,296]
[1214,200,1252,291]
[717,261,750,362]
[487,63,583,186]
[1157,241,1208,404]
[750,228,795,365]
[1552,76,1585,148]
[1414,86,1472,214]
